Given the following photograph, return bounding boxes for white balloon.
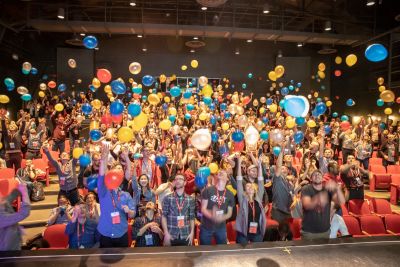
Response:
[191,128,211,151]
[245,125,259,146]
[270,129,284,145]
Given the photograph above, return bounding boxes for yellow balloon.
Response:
[259,107,265,114]
[55,103,64,112]
[379,85,386,92]
[160,74,167,83]
[106,92,113,99]
[190,60,199,68]
[72,148,83,159]
[377,77,384,85]
[269,103,277,113]
[0,142,3,150]
[91,99,101,110]
[110,97,115,102]
[318,63,326,72]
[222,122,229,131]
[118,126,133,143]
[92,78,101,89]
[132,112,148,132]
[38,91,45,98]
[148,94,160,105]
[317,71,326,79]
[104,85,112,94]
[384,108,393,115]
[326,100,332,107]
[0,95,10,104]
[307,120,316,128]
[181,65,187,71]
[164,96,171,103]
[168,107,177,116]
[346,54,357,67]
[201,84,213,97]
[268,71,277,81]
[286,119,296,129]
[314,92,319,98]
[226,184,237,196]
[335,56,342,64]
[380,90,395,102]
[159,119,172,130]
[274,65,285,78]
[209,163,219,174]
[199,112,208,121]
[157,92,163,99]
[90,120,99,131]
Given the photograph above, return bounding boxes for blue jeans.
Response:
[357,158,369,170]
[53,140,65,154]
[200,225,227,245]
[236,232,264,244]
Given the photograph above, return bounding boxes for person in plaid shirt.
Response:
[161,173,195,246]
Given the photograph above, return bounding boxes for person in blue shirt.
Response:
[97,143,137,248]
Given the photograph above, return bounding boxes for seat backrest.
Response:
[32,159,48,171]
[0,168,16,179]
[370,165,386,174]
[290,218,302,239]
[359,215,386,234]
[226,221,237,243]
[43,224,69,248]
[387,165,400,174]
[391,174,400,185]
[370,198,392,214]
[369,158,383,165]
[341,204,349,215]
[385,214,400,233]
[343,215,362,235]
[348,199,372,215]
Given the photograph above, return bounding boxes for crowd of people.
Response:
[0,81,398,250]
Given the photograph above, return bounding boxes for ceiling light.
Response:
[80,33,85,36]
[201,6,208,11]
[297,42,303,47]
[263,4,270,14]
[193,36,198,40]
[57,8,65,19]
[235,48,240,55]
[190,49,195,53]
[324,21,332,31]
[277,50,283,57]
[142,45,147,52]
[247,39,253,43]
[12,53,19,60]
[137,34,143,38]
[129,0,136,7]
[366,0,376,6]
[95,47,99,50]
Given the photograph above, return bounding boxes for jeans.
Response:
[200,225,227,245]
[357,158,369,170]
[5,152,22,172]
[52,140,65,154]
[170,239,190,246]
[236,232,264,244]
[26,150,41,160]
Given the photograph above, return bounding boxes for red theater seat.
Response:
[370,198,400,215]
[43,224,69,248]
[289,218,302,240]
[384,214,400,235]
[32,159,50,186]
[387,165,400,175]
[0,168,15,179]
[359,215,395,237]
[226,221,237,244]
[342,215,364,237]
[390,174,400,205]
[370,165,391,192]
[348,199,372,216]
[369,158,383,169]
[341,204,349,215]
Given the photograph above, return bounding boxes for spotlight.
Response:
[57,8,65,19]
[201,6,207,11]
[324,21,332,31]
[263,4,270,14]
[366,0,376,6]
[12,53,19,60]
[137,34,143,38]
[235,48,240,55]
[297,42,303,47]
[95,47,99,50]
[277,50,283,57]
[142,45,147,52]
[190,49,195,53]
[247,39,253,43]
[80,33,85,36]
[193,36,199,40]
[129,0,136,6]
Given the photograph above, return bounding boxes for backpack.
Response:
[31,181,45,202]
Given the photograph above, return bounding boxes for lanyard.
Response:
[249,201,256,221]
[111,190,121,210]
[174,192,185,215]
[77,222,85,246]
[349,168,360,178]
[215,187,226,209]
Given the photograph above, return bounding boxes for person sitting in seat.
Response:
[47,195,73,225]
[132,201,163,247]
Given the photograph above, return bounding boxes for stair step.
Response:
[31,194,58,210]
[22,226,46,245]
[20,219,47,228]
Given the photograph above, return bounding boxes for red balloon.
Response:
[233,140,245,152]
[334,70,342,77]
[242,96,251,105]
[48,81,56,89]
[133,93,141,99]
[101,113,113,126]
[104,170,124,190]
[396,97,400,104]
[111,114,123,124]
[340,121,351,131]
[97,69,112,83]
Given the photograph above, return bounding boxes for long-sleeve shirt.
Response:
[27,131,44,151]
[44,150,77,191]
[65,219,100,248]
[1,120,26,154]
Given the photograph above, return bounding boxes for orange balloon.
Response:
[48,81,56,89]
[97,69,112,83]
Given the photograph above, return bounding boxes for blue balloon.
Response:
[316,98,322,103]
[79,154,91,167]
[89,85,97,92]
[42,74,48,80]
[155,155,168,166]
[83,35,98,49]
[209,103,216,111]
[219,145,229,156]
[21,94,32,101]
[30,67,38,75]
[58,83,66,92]
[186,104,194,111]
[184,113,191,120]
[6,85,14,91]
[260,131,269,141]
[183,90,192,99]
[379,122,386,129]
[262,117,269,124]
[220,103,227,111]
[224,111,231,119]
[86,175,98,191]
[197,166,211,178]
[170,86,181,97]
[211,131,219,142]
[127,103,141,117]
[210,115,216,125]
[142,75,155,87]
[272,146,281,156]
[132,87,142,94]
[377,99,384,107]
[341,115,349,121]
[288,85,295,91]
[365,43,388,62]
[284,96,309,117]
[169,115,176,122]
[281,87,289,96]
[110,100,124,115]
[195,175,207,189]
[22,68,30,75]
[162,103,168,111]
[248,73,253,79]
[312,109,320,118]
[266,98,273,105]
[111,80,126,95]
[203,97,212,106]
[127,92,132,98]
[332,112,338,118]
[315,102,327,115]
[242,83,247,89]
[133,153,142,159]
[295,117,306,125]
[232,130,244,142]
[279,99,286,108]
[82,103,92,115]
[142,95,147,101]
[293,131,304,144]
[346,98,355,107]
[324,125,331,134]
[297,82,302,88]
[89,129,102,141]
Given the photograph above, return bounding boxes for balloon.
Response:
[269,104,278,113]
[260,131,269,141]
[199,76,208,87]
[83,35,98,49]
[117,126,133,143]
[155,155,168,166]
[129,62,141,75]
[181,65,187,71]
[268,71,277,81]
[384,107,392,115]
[132,112,148,132]
[334,70,342,77]
[245,126,259,146]
[159,119,172,130]
[396,97,400,104]
[307,120,316,128]
[241,83,247,89]
[127,103,141,117]
[170,86,181,97]
[68,58,76,68]
[92,78,101,89]
[54,103,64,112]
[293,131,304,144]
[274,65,285,78]
[38,91,45,98]
[317,71,326,79]
[247,73,253,79]
[17,86,28,95]
[142,75,154,87]
[332,112,338,118]
[89,129,102,141]
[79,154,91,167]
[377,77,384,85]
[340,121,351,131]
[97,69,112,83]
[270,129,284,145]
[335,56,342,64]
[39,83,46,91]
[375,98,383,106]
[318,63,326,72]
[378,85,386,92]
[72,148,83,159]
[111,80,126,94]
[222,122,229,131]
[201,84,213,97]
[199,112,208,121]
[110,100,124,115]
[286,118,295,128]
[104,170,124,190]
[365,43,388,62]
[341,115,349,121]
[148,94,160,105]
[295,117,305,125]
[346,98,355,107]
[91,99,102,110]
[104,85,112,94]
[183,90,192,99]
[380,90,395,102]
[209,163,219,174]
[48,81,56,89]
[324,125,331,134]
[0,95,9,104]
[82,103,93,115]
[326,100,332,107]
[345,54,357,67]
[159,74,167,83]
[281,87,289,96]
[195,174,207,189]
[209,131,218,143]
[197,167,211,178]
[89,121,99,131]
[232,130,244,142]
[4,78,14,89]
[284,95,310,118]
[191,60,199,68]
[22,68,30,75]
[58,83,66,92]
[86,176,98,191]
[22,62,32,71]
[315,102,327,115]
[272,146,281,156]
[21,94,32,101]
[238,115,248,128]
[184,113,191,120]
[191,129,211,151]
[379,122,386,129]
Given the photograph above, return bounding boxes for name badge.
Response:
[216,210,224,216]
[74,129,79,135]
[79,245,85,249]
[177,215,185,228]
[111,211,121,224]
[60,176,66,185]
[9,142,15,149]
[60,131,65,136]
[145,234,154,246]
[249,222,258,234]
[32,141,39,147]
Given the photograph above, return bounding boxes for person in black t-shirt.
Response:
[301,170,345,240]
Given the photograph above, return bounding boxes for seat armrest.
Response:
[361,231,371,237]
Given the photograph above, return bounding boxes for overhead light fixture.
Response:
[247,39,253,43]
[324,21,332,31]
[277,50,283,58]
[80,33,85,36]
[129,0,136,6]
[137,34,143,38]
[366,0,376,6]
[193,36,199,40]
[235,48,240,55]
[201,6,207,11]
[190,49,195,53]
[57,8,65,19]
[95,47,99,50]
[142,45,147,52]
[263,4,270,14]
[297,42,303,47]
[12,53,19,60]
